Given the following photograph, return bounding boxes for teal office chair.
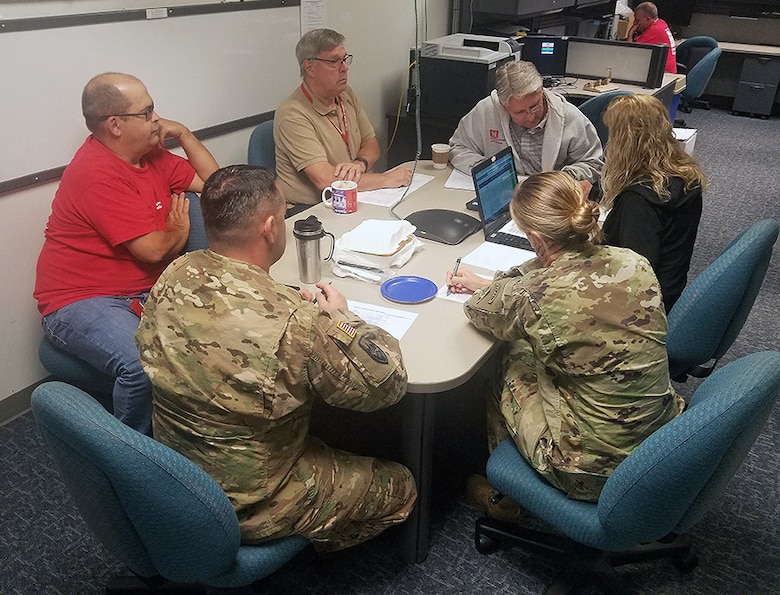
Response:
[247,118,310,218]
[666,218,779,380]
[247,119,276,169]
[679,43,722,114]
[676,36,719,76]
[474,351,780,594]
[577,90,633,148]
[31,381,308,592]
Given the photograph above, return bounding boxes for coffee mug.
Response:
[322,180,358,214]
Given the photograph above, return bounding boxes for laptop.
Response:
[471,147,533,252]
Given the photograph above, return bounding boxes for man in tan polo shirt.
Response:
[274,28,412,206]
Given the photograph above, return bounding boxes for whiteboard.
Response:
[0,6,301,183]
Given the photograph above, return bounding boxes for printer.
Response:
[415,34,522,121]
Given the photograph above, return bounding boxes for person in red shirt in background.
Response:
[34,72,218,436]
[630,2,677,74]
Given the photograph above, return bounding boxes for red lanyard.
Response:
[300,84,349,147]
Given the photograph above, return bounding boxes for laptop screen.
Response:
[471,147,518,231]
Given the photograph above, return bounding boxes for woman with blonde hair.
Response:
[448,171,682,510]
[601,93,706,310]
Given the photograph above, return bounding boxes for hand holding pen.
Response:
[446,257,461,296]
[447,261,492,295]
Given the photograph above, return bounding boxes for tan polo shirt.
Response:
[274,83,376,205]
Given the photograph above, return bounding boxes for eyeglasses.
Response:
[308,54,353,68]
[510,97,545,119]
[99,104,155,121]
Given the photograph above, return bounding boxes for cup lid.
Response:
[293,215,324,237]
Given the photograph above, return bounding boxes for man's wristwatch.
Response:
[353,156,369,172]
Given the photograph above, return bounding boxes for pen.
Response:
[447,257,461,296]
[336,260,385,274]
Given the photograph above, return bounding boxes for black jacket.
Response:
[602,177,702,311]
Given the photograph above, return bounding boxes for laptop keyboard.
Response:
[491,232,533,251]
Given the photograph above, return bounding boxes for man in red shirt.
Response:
[34,72,218,435]
[630,2,677,74]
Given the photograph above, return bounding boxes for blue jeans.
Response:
[42,294,152,435]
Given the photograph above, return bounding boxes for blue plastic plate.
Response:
[380,276,438,304]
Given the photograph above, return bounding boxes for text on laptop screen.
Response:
[473,150,517,227]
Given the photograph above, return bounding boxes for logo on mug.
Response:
[322,180,358,214]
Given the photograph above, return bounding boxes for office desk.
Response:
[387,73,683,167]
[558,71,683,107]
[274,163,503,563]
[706,42,780,117]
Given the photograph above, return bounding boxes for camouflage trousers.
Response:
[486,342,606,502]
[252,437,417,552]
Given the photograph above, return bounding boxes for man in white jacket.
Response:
[449,61,603,191]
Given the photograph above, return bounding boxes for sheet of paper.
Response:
[461,242,536,273]
[300,0,327,33]
[436,273,493,303]
[358,173,434,207]
[444,168,474,191]
[347,300,418,340]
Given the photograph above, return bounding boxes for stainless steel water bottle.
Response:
[293,215,335,284]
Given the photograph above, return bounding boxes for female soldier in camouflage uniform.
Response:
[448,171,683,502]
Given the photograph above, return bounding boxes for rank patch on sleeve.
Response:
[336,320,358,341]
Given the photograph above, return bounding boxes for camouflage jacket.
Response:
[136,249,407,538]
[465,244,682,489]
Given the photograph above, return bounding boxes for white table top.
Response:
[272,163,504,394]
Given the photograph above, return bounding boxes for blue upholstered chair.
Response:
[678,40,722,114]
[247,119,276,169]
[576,90,633,148]
[676,36,719,76]
[31,381,308,591]
[666,218,779,380]
[184,190,209,252]
[474,351,780,594]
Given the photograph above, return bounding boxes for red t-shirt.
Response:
[636,18,678,74]
[34,136,196,316]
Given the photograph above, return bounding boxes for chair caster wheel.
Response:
[475,532,501,555]
[672,549,699,573]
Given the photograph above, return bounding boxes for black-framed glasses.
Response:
[99,104,155,121]
[309,54,353,68]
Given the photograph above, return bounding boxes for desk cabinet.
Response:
[732,55,780,118]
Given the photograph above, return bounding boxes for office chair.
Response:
[577,90,633,148]
[38,338,115,406]
[38,198,211,403]
[666,218,779,381]
[31,381,308,592]
[678,43,722,114]
[184,191,208,251]
[676,36,719,76]
[474,350,780,595]
[247,118,313,218]
[247,119,276,169]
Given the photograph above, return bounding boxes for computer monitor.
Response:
[521,36,569,77]
[565,37,666,88]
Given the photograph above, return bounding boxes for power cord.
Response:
[389,0,422,220]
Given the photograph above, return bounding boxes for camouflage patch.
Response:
[359,336,389,364]
[336,320,357,341]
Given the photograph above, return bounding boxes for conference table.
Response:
[272,162,521,563]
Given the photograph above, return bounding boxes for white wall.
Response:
[0,0,450,410]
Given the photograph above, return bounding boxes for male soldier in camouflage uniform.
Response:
[136,165,416,551]
[451,171,683,502]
